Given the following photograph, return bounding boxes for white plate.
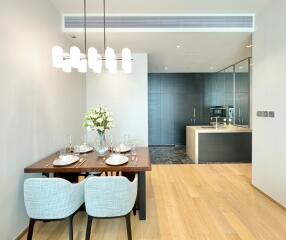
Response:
[105,155,129,166]
[115,146,131,153]
[74,145,93,154]
[53,155,80,166]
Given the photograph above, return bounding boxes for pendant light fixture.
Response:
[52,0,132,74]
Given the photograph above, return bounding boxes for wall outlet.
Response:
[257,110,275,118]
[268,111,275,118]
[262,111,269,117]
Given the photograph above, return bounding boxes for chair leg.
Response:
[68,215,74,240]
[85,215,93,240]
[132,205,136,216]
[125,213,132,240]
[27,218,35,240]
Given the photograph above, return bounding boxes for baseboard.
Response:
[15,226,28,240]
[251,184,286,210]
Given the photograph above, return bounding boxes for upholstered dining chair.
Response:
[84,174,138,240]
[24,178,85,240]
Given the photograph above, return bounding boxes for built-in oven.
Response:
[210,106,234,123]
[210,106,228,118]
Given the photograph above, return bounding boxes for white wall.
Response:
[252,0,286,207]
[0,0,86,239]
[86,54,148,146]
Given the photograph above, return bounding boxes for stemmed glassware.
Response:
[129,138,137,161]
[107,134,114,154]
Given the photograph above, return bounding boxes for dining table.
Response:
[24,147,152,220]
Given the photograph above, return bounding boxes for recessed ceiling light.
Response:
[210,66,214,70]
[246,44,253,48]
[164,66,168,70]
[239,66,244,70]
[176,45,181,49]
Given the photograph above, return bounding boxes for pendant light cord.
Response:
[103,0,106,52]
[84,0,87,55]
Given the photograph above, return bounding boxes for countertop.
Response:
[186,125,252,133]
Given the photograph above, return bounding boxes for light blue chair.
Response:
[85,174,138,240]
[24,178,84,240]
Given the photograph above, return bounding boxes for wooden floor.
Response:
[21,164,286,240]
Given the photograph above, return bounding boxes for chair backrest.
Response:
[85,174,138,218]
[24,178,82,220]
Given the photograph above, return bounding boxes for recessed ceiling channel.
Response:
[63,15,254,32]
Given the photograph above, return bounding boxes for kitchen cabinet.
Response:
[148,93,161,145]
[235,70,250,125]
[148,73,204,145]
[148,67,251,145]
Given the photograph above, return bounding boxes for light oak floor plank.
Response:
[21,164,286,240]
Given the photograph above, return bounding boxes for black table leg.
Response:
[138,171,146,220]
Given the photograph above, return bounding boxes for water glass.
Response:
[115,146,120,155]
[83,134,87,146]
[131,144,136,155]
[130,143,136,161]
[74,145,80,153]
[59,149,66,158]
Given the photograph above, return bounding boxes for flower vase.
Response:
[95,131,108,156]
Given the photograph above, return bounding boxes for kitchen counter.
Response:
[186,125,252,164]
[188,125,252,134]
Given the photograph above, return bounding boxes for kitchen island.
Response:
[186,125,252,164]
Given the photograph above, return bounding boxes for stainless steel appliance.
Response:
[210,106,234,123]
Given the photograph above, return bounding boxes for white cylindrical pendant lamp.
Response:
[122,48,132,73]
[70,46,81,68]
[88,47,98,69]
[93,54,102,73]
[105,47,116,70]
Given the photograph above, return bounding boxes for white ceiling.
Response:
[49,0,264,72]
[66,32,252,73]
[50,0,269,14]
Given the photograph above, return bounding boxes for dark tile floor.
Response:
[149,145,193,164]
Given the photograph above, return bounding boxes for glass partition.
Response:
[218,57,251,127]
[234,59,250,126]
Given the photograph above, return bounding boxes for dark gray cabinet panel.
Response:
[148,93,161,145]
[161,74,175,93]
[148,74,161,93]
[236,73,249,93]
[235,72,250,125]
[148,71,250,145]
[235,93,249,125]
[173,93,193,145]
[148,73,204,145]
[161,93,174,144]
[225,74,234,93]
[199,133,252,163]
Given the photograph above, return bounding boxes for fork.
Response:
[76,158,86,168]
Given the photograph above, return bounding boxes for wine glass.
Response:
[106,134,114,153]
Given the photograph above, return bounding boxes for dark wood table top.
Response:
[24,147,151,173]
